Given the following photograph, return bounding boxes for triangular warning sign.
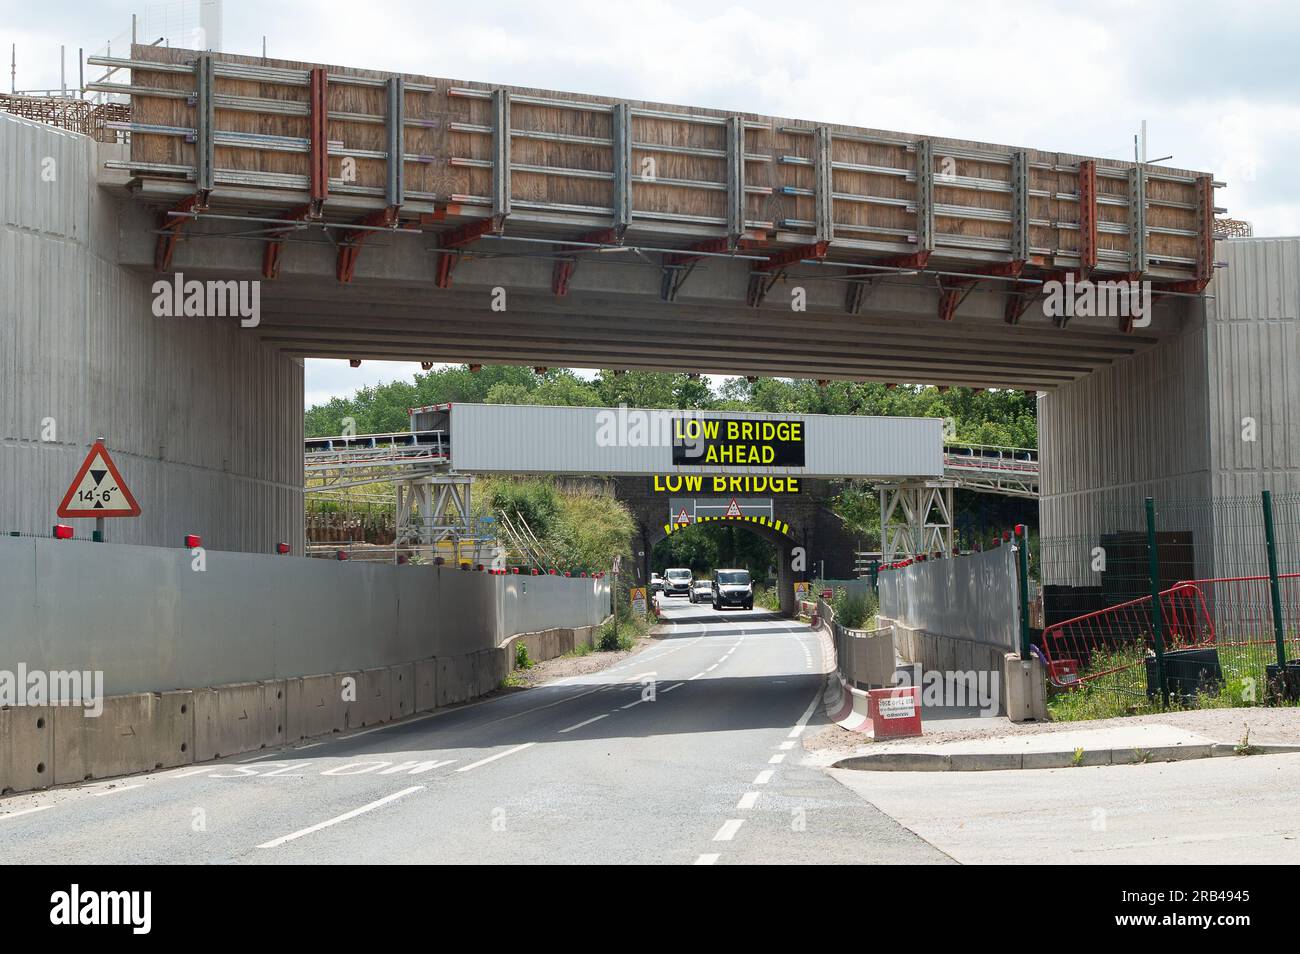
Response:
[725,498,742,517]
[57,441,142,518]
[676,508,691,524]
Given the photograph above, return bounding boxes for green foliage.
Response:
[652,522,775,581]
[830,587,877,629]
[597,616,641,652]
[474,475,635,576]
[515,640,533,670]
[753,584,781,611]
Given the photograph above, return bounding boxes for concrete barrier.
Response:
[848,626,896,688]
[193,682,284,761]
[352,668,391,728]
[53,692,193,785]
[1,639,585,795]
[0,705,53,793]
[414,660,438,713]
[285,674,344,741]
[389,663,415,721]
[437,655,473,707]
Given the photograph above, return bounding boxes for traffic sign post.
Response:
[57,438,141,541]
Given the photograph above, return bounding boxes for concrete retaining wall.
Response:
[0,536,610,697]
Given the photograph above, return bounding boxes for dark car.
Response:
[712,569,753,610]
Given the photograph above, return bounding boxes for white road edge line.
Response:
[256,786,425,849]
[736,792,759,810]
[0,805,53,821]
[753,769,774,785]
[456,742,536,772]
[559,714,609,734]
[769,753,786,764]
[713,819,745,841]
[695,853,720,865]
[90,784,144,797]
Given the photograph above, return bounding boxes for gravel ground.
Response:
[804,705,1300,757]
[499,634,658,689]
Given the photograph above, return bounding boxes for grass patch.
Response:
[499,670,528,689]
[1047,641,1298,722]
[753,584,781,612]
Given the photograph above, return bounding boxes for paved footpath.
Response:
[0,601,948,865]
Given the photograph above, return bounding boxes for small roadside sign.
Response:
[57,440,141,518]
[675,507,691,524]
[630,586,647,615]
[794,581,810,601]
[724,497,742,517]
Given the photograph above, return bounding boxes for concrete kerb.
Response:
[833,742,1300,772]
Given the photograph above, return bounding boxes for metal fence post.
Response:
[1016,523,1031,659]
[1262,490,1288,669]
[1145,497,1168,704]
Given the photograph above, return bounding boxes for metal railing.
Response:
[942,441,1038,498]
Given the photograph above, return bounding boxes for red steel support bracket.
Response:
[552,228,622,297]
[155,193,205,272]
[844,250,934,313]
[747,240,830,307]
[336,206,400,284]
[660,237,760,302]
[262,204,315,279]
[434,218,498,288]
[936,260,1024,321]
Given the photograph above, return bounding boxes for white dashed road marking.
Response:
[713,819,745,841]
[559,714,609,734]
[736,792,759,810]
[456,742,536,773]
[256,785,425,849]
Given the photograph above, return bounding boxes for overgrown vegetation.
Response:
[753,584,781,611]
[829,587,879,630]
[472,475,635,576]
[1046,642,1299,722]
[515,640,533,670]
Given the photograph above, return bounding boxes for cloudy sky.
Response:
[5,0,1294,405]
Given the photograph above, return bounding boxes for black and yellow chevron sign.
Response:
[664,514,791,537]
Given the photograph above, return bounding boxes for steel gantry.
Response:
[877,480,956,563]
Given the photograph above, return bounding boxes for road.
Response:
[0,600,948,865]
[832,752,1300,864]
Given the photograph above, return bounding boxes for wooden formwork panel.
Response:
[116,44,1218,280]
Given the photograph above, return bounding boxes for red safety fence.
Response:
[1042,582,1214,689]
[1043,573,1299,694]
